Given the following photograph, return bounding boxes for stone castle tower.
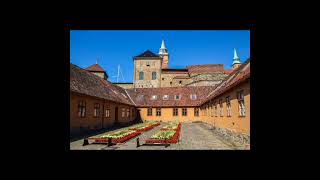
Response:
[133,40,169,88]
[129,40,244,89]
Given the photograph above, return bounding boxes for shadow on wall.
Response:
[134,109,143,124]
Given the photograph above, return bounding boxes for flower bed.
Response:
[90,129,141,144]
[161,123,179,130]
[129,122,160,132]
[145,123,181,144]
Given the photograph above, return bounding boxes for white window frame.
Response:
[126,108,130,117]
[121,108,125,117]
[163,95,169,100]
[105,109,110,118]
[238,90,245,117]
[156,108,161,116]
[226,96,231,117]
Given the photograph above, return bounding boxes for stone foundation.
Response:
[201,123,250,146]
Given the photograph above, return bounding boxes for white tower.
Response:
[232,48,241,70]
[159,39,169,69]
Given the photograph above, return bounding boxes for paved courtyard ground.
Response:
[70,122,249,150]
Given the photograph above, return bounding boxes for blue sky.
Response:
[70,30,250,83]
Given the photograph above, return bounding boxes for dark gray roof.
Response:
[134,50,161,59]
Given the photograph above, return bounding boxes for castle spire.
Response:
[159,39,168,55]
[159,38,169,69]
[232,48,241,70]
[161,39,166,49]
[232,48,241,65]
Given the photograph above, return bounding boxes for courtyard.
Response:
[70,122,249,150]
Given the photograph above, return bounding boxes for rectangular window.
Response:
[206,107,208,116]
[94,103,100,117]
[122,108,125,117]
[163,95,169,100]
[152,72,157,80]
[237,90,246,117]
[215,102,218,117]
[78,100,86,118]
[173,108,178,116]
[139,72,144,80]
[174,95,181,100]
[182,108,187,116]
[226,96,231,117]
[219,99,223,116]
[156,108,161,116]
[105,109,110,118]
[194,108,199,117]
[147,108,152,116]
[127,108,130,117]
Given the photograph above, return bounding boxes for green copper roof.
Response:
[233,48,241,65]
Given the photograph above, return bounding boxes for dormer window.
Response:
[190,94,197,100]
[151,95,157,100]
[163,95,169,100]
[174,95,181,100]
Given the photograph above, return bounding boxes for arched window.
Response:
[139,72,144,80]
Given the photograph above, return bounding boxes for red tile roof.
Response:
[70,64,135,106]
[127,86,216,107]
[85,64,105,72]
[201,59,250,105]
[187,64,224,74]
[224,69,234,74]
